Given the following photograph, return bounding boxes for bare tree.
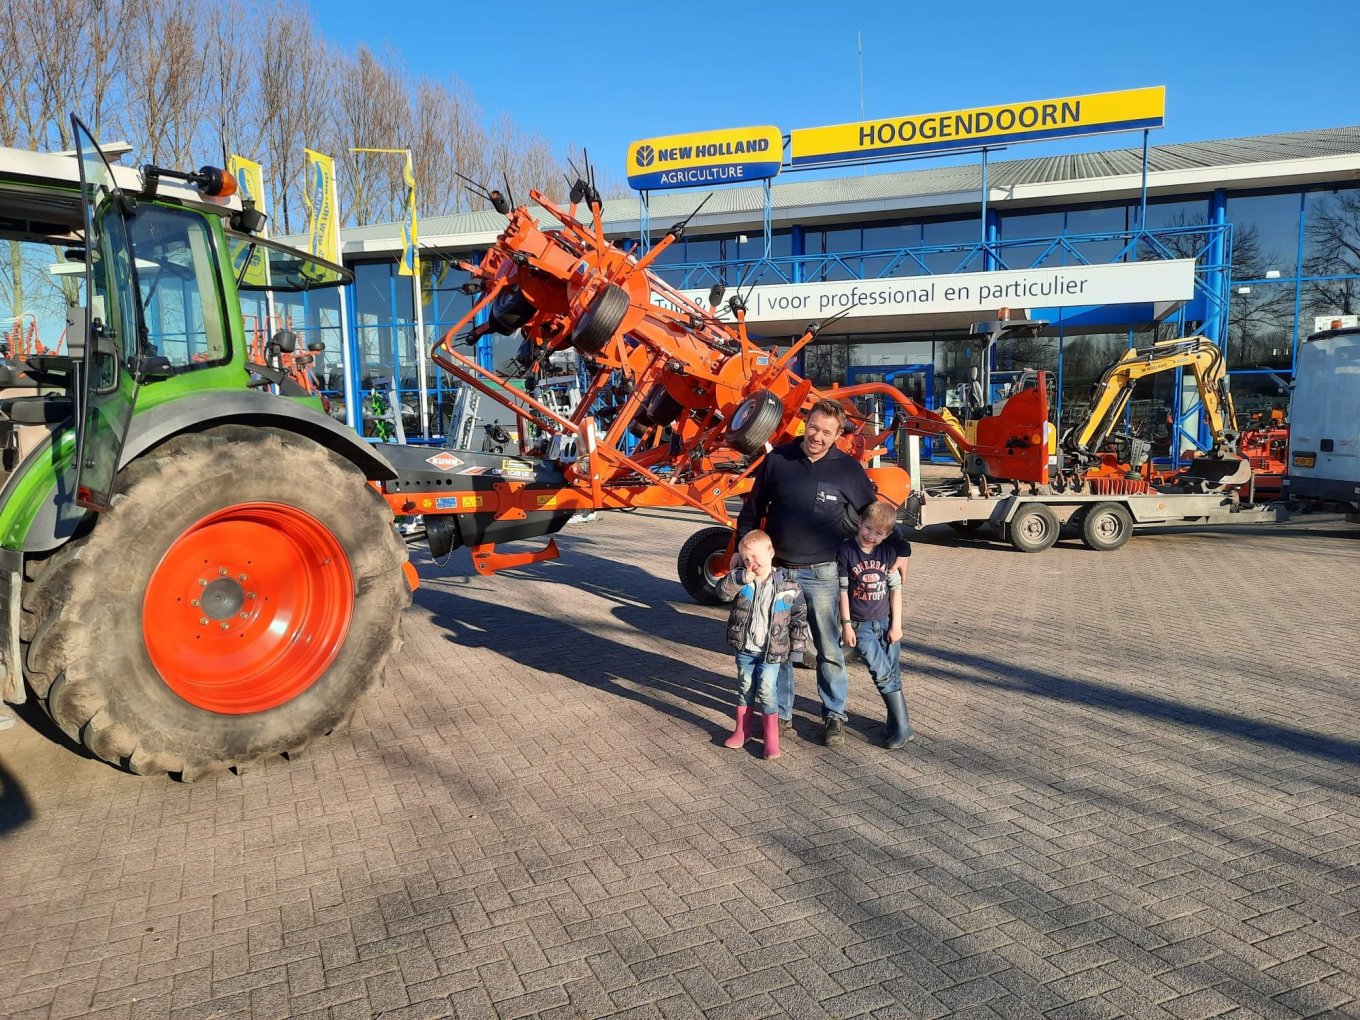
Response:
[204,0,257,163]
[257,2,334,233]
[331,45,410,225]
[120,0,212,166]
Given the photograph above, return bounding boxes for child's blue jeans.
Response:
[852,618,902,695]
[735,649,780,714]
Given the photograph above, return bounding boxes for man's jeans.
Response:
[851,617,901,695]
[776,562,848,722]
[734,649,780,715]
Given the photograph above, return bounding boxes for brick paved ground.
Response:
[1,509,1358,1020]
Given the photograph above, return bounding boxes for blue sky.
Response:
[309,0,1359,177]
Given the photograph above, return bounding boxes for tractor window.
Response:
[126,205,229,370]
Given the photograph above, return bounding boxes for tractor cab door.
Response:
[71,114,142,511]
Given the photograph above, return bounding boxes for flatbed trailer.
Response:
[907,480,1286,552]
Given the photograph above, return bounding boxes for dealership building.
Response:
[275,120,1360,460]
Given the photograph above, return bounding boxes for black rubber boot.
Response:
[882,690,915,749]
[822,717,845,746]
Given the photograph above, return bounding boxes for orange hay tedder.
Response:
[374,175,1052,598]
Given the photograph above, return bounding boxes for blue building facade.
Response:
[277,125,1360,461]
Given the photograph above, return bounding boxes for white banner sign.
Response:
[664,259,1197,323]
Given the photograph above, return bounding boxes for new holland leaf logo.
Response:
[426,452,464,472]
[636,144,656,167]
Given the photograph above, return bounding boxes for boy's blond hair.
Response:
[862,500,898,530]
[738,529,774,552]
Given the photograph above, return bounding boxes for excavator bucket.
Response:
[1175,455,1253,491]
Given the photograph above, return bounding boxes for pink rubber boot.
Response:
[762,712,781,759]
[724,706,751,749]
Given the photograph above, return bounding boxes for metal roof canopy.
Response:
[327,125,1360,257]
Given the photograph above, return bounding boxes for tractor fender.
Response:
[20,392,396,554]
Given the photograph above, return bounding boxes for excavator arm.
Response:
[1064,336,1238,461]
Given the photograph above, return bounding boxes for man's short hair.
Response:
[738,529,774,552]
[806,398,847,428]
[862,500,898,530]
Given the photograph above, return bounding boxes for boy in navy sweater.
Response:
[837,500,914,749]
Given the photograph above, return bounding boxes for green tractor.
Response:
[0,118,411,778]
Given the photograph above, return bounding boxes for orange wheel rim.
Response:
[143,502,353,714]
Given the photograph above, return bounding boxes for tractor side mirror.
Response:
[307,340,325,352]
[708,283,726,309]
[269,329,298,354]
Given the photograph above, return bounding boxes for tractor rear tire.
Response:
[677,526,735,606]
[1080,501,1133,552]
[572,283,630,354]
[726,389,784,456]
[21,425,411,780]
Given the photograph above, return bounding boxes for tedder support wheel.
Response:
[1007,503,1060,553]
[1080,501,1133,552]
[677,526,736,606]
[21,425,411,779]
[572,282,630,354]
[726,389,784,456]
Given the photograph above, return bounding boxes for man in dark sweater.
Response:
[734,398,876,746]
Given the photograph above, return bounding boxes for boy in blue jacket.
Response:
[716,530,808,760]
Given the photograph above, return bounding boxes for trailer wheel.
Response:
[21,426,411,780]
[677,526,735,606]
[726,389,784,456]
[1007,504,1060,553]
[572,283,630,354]
[1080,502,1133,552]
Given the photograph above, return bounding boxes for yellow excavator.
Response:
[1058,336,1249,491]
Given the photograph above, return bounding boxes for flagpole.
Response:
[352,146,428,437]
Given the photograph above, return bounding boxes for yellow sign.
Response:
[536,495,558,507]
[791,87,1165,166]
[226,154,270,287]
[460,495,483,509]
[627,125,782,191]
[303,147,341,264]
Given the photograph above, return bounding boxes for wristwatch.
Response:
[840,618,852,627]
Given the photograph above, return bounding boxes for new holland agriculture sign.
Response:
[790,86,1165,166]
[627,125,782,191]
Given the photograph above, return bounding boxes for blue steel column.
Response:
[790,225,806,374]
[343,276,362,433]
[1187,188,1232,452]
[984,208,1000,272]
[470,249,495,371]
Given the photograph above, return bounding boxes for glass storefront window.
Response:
[921,217,980,274]
[802,338,849,386]
[1226,192,1302,279]
[1058,332,1133,435]
[1066,204,1132,264]
[353,262,394,322]
[1228,283,1295,370]
[1228,372,1291,425]
[1301,277,1360,336]
[1139,197,1211,264]
[1303,185,1360,281]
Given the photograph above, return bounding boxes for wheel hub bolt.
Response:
[238,573,248,581]
[218,568,228,576]
[191,599,200,607]
[220,623,230,631]
[199,617,209,625]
